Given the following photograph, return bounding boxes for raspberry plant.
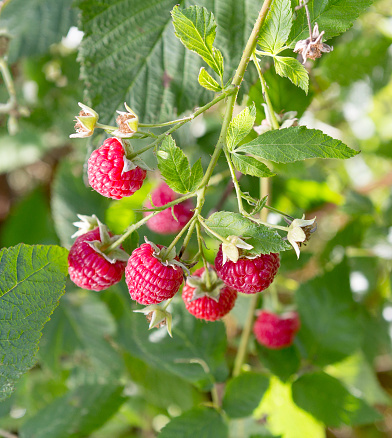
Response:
[0,0,391,437]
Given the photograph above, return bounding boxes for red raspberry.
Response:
[182,267,237,321]
[125,243,184,305]
[144,182,193,234]
[215,246,280,294]
[88,137,146,200]
[253,310,300,349]
[68,227,127,291]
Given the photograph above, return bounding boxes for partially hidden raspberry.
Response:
[253,310,300,349]
[88,137,146,200]
[182,266,238,321]
[215,246,280,294]
[125,242,184,305]
[144,182,194,234]
[68,227,127,291]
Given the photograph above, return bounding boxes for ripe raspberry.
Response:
[215,246,280,294]
[125,242,184,305]
[182,267,237,321]
[88,137,146,200]
[144,182,193,234]
[253,310,300,349]
[68,227,127,291]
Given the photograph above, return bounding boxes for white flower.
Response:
[71,214,98,238]
[287,216,317,259]
[222,235,253,264]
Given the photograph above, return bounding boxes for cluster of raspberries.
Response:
[68,137,300,349]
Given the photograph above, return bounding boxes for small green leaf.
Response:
[0,244,68,401]
[171,5,223,76]
[292,372,382,427]
[226,104,257,151]
[159,407,228,438]
[258,0,293,55]
[222,373,270,418]
[198,67,222,92]
[231,153,275,178]
[236,126,359,163]
[157,135,191,194]
[205,212,290,255]
[189,159,204,192]
[274,56,309,94]
[255,344,300,382]
[250,196,268,216]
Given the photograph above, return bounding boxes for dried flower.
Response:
[294,23,333,64]
[70,102,98,138]
[112,103,139,138]
[285,215,317,258]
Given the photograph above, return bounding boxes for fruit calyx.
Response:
[144,237,190,274]
[186,266,225,303]
[134,303,173,337]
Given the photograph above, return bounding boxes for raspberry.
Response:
[88,137,146,200]
[182,267,237,321]
[215,246,280,294]
[144,182,194,234]
[125,243,184,305]
[68,227,127,291]
[253,310,300,349]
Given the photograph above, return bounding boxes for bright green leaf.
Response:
[236,126,359,163]
[189,158,204,192]
[274,56,309,94]
[171,5,223,76]
[198,67,222,92]
[222,372,270,418]
[0,244,68,401]
[292,372,382,427]
[205,212,290,255]
[159,407,228,438]
[255,344,300,382]
[231,153,275,178]
[226,104,257,151]
[258,0,292,54]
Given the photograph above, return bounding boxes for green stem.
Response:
[211,384,220,408]
[196,221,211,289]
[264,204,294,220]
[139,116,193,128]
[198,215,228,244]
[0,58,16,113]
[163,216,197,258]
[224,148,246,215]
[96,122,116,131]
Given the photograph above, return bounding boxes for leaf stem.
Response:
[139,116,193,128]
[224,149,246,215]
[163,216,197,258]
[195,221,212,289]
[198,215,228,244]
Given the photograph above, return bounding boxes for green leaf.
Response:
[231,153,275,178]
[236,126,359,163]
[255,344,300,382]
[226,104,257,151]
[295,260,361,366]
[0,244,68,401]
[0,0,77,62]
[157,135,192,194]
[171,5,223,76]
[292,372,382,427]
[19,384,127,438]
[205,212,290,255]
[222,373,270,418]
[198,67,222,92]
[287,0,373,48]
[274,56,309,94]
[159,407,228,438]
[258,0,292,54]
[189,158,204,192]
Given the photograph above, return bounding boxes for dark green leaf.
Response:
[189,158,204,192]
[292,372,382,427]
[222,372,270,418]
[258,0,292,54]
[19,384,127,438]
[0,244,68,401]
[198,67,222,92]
[255,343,300,382]
[274,56,309,93]
[159,407,228,438]
[227,104,256,151]
[231,153,275,178]
[205,212,290,255]
[236,126,359,163]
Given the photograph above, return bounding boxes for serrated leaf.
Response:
[198,67,222,92]
[19,384,127,438]
[288,0,373,48]
[250,196,268,216]
[157,135,191,194]
[205,212,290,255]
[255,344,300,382]
[159,407,228,438]
[226,104,257,151]
[171,5,223,76]
[231,153,275,178]
[236,126,359,163]
[189,158,204,192]
[258,0,292,54]
[0,0,77,62]
[274,56,309,94]
[0,244,68,401]
[222,373,270,418]
[292,372,382,427]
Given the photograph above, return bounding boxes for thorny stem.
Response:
[224,148,246,214]
[195,221,212,289]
